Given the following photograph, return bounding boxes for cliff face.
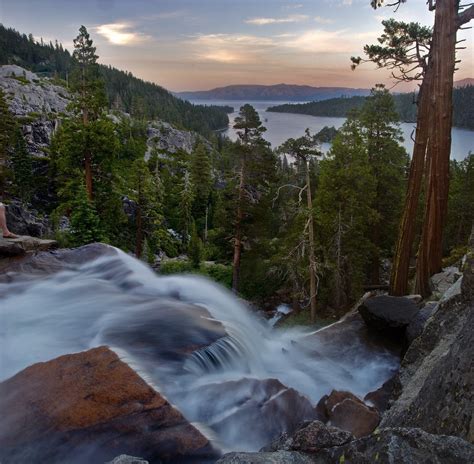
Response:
[0,65,70,157]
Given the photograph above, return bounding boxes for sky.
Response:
[0,0,472,92]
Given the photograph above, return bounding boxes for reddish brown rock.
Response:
[364,376,398,412]
[329,398,380,438]
[0,346,217,464]
[316,390,380,438]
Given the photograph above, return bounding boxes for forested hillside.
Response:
[0,24,229,135]
[268,86,474,130]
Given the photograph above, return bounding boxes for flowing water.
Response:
[0,247,399,451]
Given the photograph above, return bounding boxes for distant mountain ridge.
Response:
[454,78,474,88]
[178,84,371,102]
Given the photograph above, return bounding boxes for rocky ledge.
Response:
[0,346,218,464]
[0,235,57,258]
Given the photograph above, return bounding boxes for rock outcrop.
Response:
[0,65,70,157]
[216,451,316,464]
[380,266,474,441]
[0,346,217,464]
[145,120,213,158]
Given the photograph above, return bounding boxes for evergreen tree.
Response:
[69,182,103,246]
[70,25,107,200]
[11,127,33,202]
[278,129,322,322]
[180,171,194,241]
[188,221,203,269]
[190,142,212,230]
[317,118,377,307]
[231,104,269,292]
[0,88,16,194]
[128,158,163,258]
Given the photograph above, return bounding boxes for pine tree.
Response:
[11,127,33,202]
[278,129,322,322]
[70,25,107,200]
[0,88,16,194]
[180,170,194,241]
[190,142,212,230]
[69,182,103,246]
[231,104,268,292]
[188,221,203,269]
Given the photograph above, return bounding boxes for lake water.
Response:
[195,100,474,161]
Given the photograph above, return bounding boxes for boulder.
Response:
[216,451,316,464]
[0,346,217,464]
[314,427,474,464]
[358,295,419,335]
[315,390,380,438]
[262,420,353,453]
[329,398,380,438]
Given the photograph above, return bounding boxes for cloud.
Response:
[193,34,274,63]
[245,14,309,25]
[96,23,151,45]
[314,16,334,24]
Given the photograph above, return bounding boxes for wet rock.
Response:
[315,427,474,464]
[358,295,419,335]
[0,346,217,464]
[0,242,116,278]
[189,378,316,451]
[216,451,316,464]
[364,376,397,413]
[106,456,149,464]
[263,420,353,453]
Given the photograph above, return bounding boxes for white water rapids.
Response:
[0,247,399,451]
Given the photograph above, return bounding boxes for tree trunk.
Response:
[306,162,317,323]
[232,157,245,293]
[415,0,457,296]
[389,72,433,296]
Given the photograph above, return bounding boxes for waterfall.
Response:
[0,247,399,451]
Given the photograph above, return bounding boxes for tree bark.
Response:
[389,71,433,296]
[415,0,457,296]
[306,162,317,323]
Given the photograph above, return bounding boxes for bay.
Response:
[193,100,474,161]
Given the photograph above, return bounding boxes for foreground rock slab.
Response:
[0,346,217,464]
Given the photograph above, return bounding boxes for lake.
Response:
[194,100,474,161]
